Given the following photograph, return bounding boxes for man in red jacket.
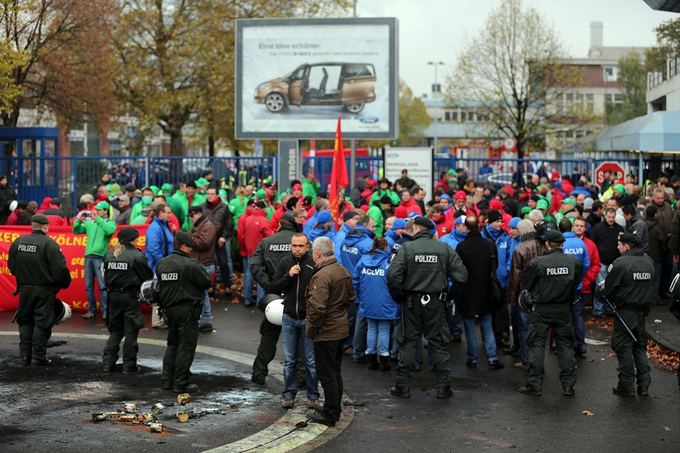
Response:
[572,216,601,322]
[240,201,273,306]
[398,189,420,216]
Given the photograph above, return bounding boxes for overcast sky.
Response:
[355,0,675,98]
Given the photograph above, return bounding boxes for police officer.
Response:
[8,214,71,365]
[102,227,153,373]
[387,216,468,399]
[605,232,655,397]
[250,212,300,385]
[518,230,582,397]
[157,231,211,393]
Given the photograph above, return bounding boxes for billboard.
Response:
[384,148,433,202]
[235,18,398,140]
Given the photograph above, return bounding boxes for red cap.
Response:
[360,204,369,212]
[489,199,504,211]
[394,206,408,218]
[366,179,376,188]
[454,190,467,201]
[292,183,302,191]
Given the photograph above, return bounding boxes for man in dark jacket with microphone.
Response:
[268,232,319,409]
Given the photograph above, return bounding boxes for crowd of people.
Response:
[3,162,680,426]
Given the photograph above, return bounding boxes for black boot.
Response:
[378,355,391,371]
[367,354,379,370]
[390,385,411,398]
[436,384,453,399]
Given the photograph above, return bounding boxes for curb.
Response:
[0,331,353,452]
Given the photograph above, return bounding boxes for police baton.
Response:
[603,298,638,343]
[11,287,19,323]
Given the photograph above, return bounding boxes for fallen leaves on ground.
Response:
[647,340,680,373]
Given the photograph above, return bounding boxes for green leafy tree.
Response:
[607,52,647,125]
[0,38,25,116]
[395,81,431,146]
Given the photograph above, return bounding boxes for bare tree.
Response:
[447,0,586,157]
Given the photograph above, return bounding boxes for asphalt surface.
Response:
[1,303,679,452]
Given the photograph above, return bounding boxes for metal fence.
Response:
[8,156,276,215]
[9,153,679,215]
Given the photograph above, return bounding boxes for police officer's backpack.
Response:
[668,273,680,320]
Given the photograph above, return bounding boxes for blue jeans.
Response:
[242,256,264,306]
[462,313,498,363]
[366,319,392,356]
[85,255,107,314]
[281,314,319,401]
[200,264,215,326]
[446,300,464,337]
[215,241,232,285]
[352,310,367,359]
[571,292,585,354]
[593,266,612,315]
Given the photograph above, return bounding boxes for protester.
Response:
[306,237,355,427]
[352,237,398,371]
[73,201,116,320]
[268,233,319,409]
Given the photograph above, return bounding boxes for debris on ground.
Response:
[647,340,680,373]
[582,410,595,416]
[177,393,191,405]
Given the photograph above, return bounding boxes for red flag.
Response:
[329,116,349,226]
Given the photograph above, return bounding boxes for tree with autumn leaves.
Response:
[0,0,116,128]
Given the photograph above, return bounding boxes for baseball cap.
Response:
[561,198,576,207]
[508,217,521,229]
[454,215,466,226]
[316,211,333,224]
[454,190,467,201]
[95,201,110,211]
[486,210,502,223]
[392,219,407,230]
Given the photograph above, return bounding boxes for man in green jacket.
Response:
[370,178,401,206]
[73,201,117,320]
[172,182,206,231]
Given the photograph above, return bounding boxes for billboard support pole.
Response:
[277,140,299,192]
[350,139,356,189]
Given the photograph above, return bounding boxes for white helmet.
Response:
[54,299,72,324]
[264,298,284,326]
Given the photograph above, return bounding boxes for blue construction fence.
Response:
[8,153,678,215]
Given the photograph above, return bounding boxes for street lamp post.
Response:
[428,61,445,95]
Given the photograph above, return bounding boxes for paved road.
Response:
[1,304,679,452]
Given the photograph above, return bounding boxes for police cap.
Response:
[117,227,139,243]
[175,231,195,248]
[413,216,433,229]
[31,214,49,225]
[544,230,565,243]
[619,232,640,246]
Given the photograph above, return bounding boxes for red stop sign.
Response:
[595,162,624,188]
